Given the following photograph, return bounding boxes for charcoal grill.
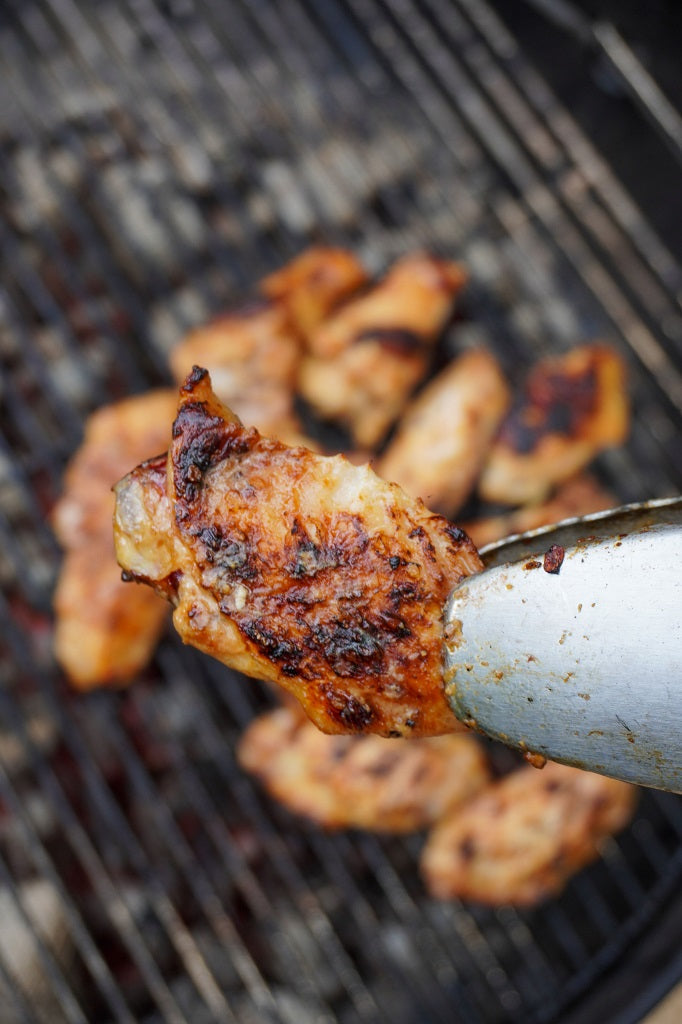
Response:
[1,0,682,1021]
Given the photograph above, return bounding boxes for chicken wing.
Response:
[298,253,468,447]
[463,474,616,549]
[479,344,629,505]
[169,299,303,439]
[53,390,176,689]
[420,761,636,906]
[378,349,510,516]
[237,705,490,832]
[261,246,369,346]
[170,248,368,441]
[114,368,483,737]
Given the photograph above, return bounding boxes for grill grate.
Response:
[1,1,681,1021]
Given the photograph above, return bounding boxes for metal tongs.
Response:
[443,497,682,792]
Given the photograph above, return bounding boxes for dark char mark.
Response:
[172,401,255,503]
[354,327,424,355]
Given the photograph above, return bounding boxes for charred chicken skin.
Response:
[53,390,176,689]
[479,344,629,505]
[238,705,490,832]
[420,761,636,906]
[114,369,483,737]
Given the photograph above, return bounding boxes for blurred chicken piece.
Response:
[479,344,628,506]
[114,368,482,738]
[299,253,468,447]
[238,705,490,832]
[53,390,176,689]
[261,246,369,346]
[463,474,616,549]
[169,300,303,440]
[170,248,368,443]
[378,349,510,516]
[420,761,637,906]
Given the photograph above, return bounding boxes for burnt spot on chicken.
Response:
[172,404,257,505]
[323,688,375,732]
[497,365,598,454]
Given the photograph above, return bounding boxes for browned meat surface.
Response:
[237,705,490,832]
[170,248,368,442]
[479,345,629,505]
[463,474,617,548]
[114,369,483,737]
[378,349,510,515]
[169,299,303,439]
[261,246,369,346]
[298,253,468,447]
[53,390,176,689]
[420,761,637,906]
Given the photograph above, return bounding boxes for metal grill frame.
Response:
[0,0,681,1022]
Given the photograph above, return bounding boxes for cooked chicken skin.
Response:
[238,706,490,832]
[170,248,368,441]
[114,369,483,737]
[53,390,176,689]
[420,761,637,906]
[378,349,510,516]
[479,345,629,505]
[261,246,369,347]
[463,474,616,549]
[299,253,468,447]
[169,299,303,439]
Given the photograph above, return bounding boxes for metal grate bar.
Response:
[0,756,137,1024]
[458,0,682,300]
[361,0,682,410]
[159,645,391,1022]
[436,0,682,380]
[155,646,460,1024]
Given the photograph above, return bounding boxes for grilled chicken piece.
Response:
[261,246,369,346]
[170,248,367,441]
[169,299,303,439]
[238,705,490,832]
[479,345,629,506]
[114,368,483,737]
[378,349,510,516]
[463,474,616,549]
[53,390,176,689]
[420,761,636,906]
[299,253,468,447]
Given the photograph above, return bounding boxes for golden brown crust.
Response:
[298,253,468,447]
[463,474,617,549]
[169,300,302,438]
[170,248,368,440]
[53,390,176,689]
[479,345,629,505]
[114,369,483,737]
[378,349,510,515]
[237,706,490,832]
[261,247,369,346]
[420,761,637,906]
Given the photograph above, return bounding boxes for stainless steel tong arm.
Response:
[443,497,682,791]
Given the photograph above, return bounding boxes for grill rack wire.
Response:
[1,0,682,1022]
